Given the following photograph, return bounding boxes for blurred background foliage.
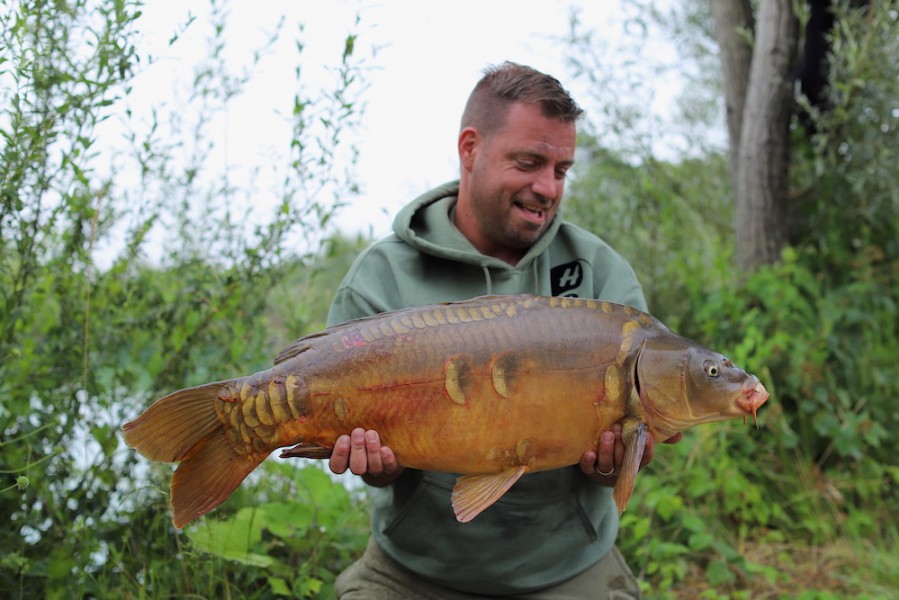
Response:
[1,0,896,598]
[564,1,898,597]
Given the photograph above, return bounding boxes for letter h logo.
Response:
[550,260,585,297]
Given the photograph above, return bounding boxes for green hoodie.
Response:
[327,181,646,595]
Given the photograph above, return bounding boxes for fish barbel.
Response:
[122,294,769,528]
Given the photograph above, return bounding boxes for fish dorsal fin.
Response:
[451,466,527,523]
[274,340,316,365]
[613,419,648,513]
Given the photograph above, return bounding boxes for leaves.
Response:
[1,1,372,598]
[186,465,369,598]
[567,4,899,596]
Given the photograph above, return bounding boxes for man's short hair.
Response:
[460,61,583,136]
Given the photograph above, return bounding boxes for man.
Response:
[326,62,677,599]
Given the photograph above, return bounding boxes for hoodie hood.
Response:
[328,180,646,327]
[392,180,562,273]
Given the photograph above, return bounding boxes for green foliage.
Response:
[696,248,897,467]
[566,1,898,598]
[266,233,371,340]
[1,1,373,598]
[791,0,899,260]
[565,148,734,319]
[3,1,895,598]
[186,465,369,598]
[1,2,144,596]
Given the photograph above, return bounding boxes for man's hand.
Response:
[579,423,683,485]
[329,427,404,487]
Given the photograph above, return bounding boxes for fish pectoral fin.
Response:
[451,466,528,523]
[613,419,648,514]
[279,442,333,460]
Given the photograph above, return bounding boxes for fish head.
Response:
[635,335,769,439]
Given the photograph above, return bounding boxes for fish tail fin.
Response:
[122,380,266,527]
[613,419,648,513]
[122,380,232,462]
[170,432,267,528]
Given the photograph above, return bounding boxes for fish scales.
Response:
[265,298,640,473]
[122,294,769,528]
[225,299,589,463]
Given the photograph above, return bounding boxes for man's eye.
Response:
[517,160,537,170]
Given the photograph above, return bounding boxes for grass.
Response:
[655,525,898,599]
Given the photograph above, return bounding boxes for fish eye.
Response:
[703,360,720,378]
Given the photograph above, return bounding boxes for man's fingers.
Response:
[348,428,370,475]
[330,428,396,478]
[579,450,598,475]
[664,432,683,444]
[640,433,655,468]
[611,423,624,467]
[328,434,351,474]
[364,429,384,474]
[379,445,398,474]
[600,430,617,473]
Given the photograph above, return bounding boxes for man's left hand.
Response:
[579,423,683,485]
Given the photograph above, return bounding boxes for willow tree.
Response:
[0,1,370,597]
[712,0,800,272]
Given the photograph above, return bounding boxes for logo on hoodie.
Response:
[550,260,587,297]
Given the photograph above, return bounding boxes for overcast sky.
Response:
[110,0,689,259]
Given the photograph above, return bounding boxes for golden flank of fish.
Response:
[122,294,769,528]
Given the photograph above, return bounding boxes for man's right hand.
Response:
[329,427,404,487]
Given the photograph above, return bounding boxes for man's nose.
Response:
[531,166,560,201]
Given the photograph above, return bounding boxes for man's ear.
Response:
[458,127,479,172]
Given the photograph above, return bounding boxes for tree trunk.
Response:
[733,0,799,271]
[712,0,799,272]
[711,0,754,177]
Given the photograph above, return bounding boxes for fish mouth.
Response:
[738,380,769,428]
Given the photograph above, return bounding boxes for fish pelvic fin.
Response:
[613,419,648,514]
[451,466,527,523]
[170,432,267,528]
[280,442,334,460]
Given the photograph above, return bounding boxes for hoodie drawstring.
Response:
[481,266,493,295]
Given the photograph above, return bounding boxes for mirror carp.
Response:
[122,294,769,528]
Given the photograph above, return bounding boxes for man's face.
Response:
[457,102,576,265]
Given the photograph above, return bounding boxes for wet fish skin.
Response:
[121,294,769,528]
